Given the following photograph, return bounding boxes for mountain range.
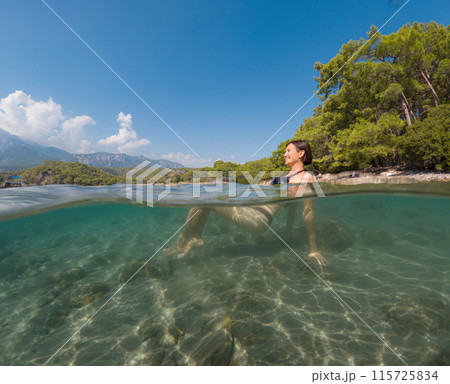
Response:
[0,128,184,170]
[72,152,183,169]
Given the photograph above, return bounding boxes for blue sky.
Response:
[0,0,448,167]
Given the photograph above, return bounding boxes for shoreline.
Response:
[5,170,449,188]
[314,169,450,185]
[258,169,450,185]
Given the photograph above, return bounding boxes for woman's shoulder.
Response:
[303,171,314,183]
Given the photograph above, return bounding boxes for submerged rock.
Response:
[91,250,122,266]
[429,347,450,366]
[315,218,354,252]
[30,304,71,331]
[234,296,269,317]
[159,324,183,348]
[44,312,68,328]
[230,318,263,346]
[118,260,149,283]
[137,320,164,343]
[361,227,394,246]
[67,281,109,308]
[174,305,206,333]
[0,249,54,282]
[161,349,187,366]
[203,314,232,333]
[0,249,48,281]
[47,267,87,288]
[118,258,173,283]
[142,348,166,365]
[73,340,125,365]
[381,292,449,337]
[180,330,235,365]
[119,335,141,352]
[145,258,173,280]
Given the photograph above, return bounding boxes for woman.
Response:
[163,140,327,266]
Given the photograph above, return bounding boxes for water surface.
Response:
[0,184,449,365]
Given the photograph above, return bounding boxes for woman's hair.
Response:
[287,140,313,165]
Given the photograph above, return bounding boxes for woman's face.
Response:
[284,143,304,166]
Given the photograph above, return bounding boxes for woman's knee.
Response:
[240,214,270,234]
[212,206,270,235]
[246,223,268,235]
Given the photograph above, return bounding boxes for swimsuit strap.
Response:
[270,169,306,185]
[286,169,305,183]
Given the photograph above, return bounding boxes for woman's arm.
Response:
[302,199,328,266]
[285,203,297,238]
[285,173,328,266]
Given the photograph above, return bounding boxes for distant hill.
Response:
[0,128,73,170]
[1,160,198,186]
[1,160,123,186]
[73,152,183,168]
[0,128,184,170]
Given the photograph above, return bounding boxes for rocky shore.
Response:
[257,169,450,186]
[315,169,450,185]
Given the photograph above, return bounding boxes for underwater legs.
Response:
[163,207,211,258]
[163,205,273,258]
[164,201,326,266]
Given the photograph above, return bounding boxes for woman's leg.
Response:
[211,205,281,235]
[164,203,282,258]
[285,202,298,238]
[302,199,328,266]
[163,207,211,258]
[191,207,211,239]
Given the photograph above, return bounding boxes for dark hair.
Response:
[287,140,313,165]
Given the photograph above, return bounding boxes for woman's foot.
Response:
[163,242,181,257]
[178,238,204,258]
[163,238,204,259]
[308,251,328,266]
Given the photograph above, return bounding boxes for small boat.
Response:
[0,176,22,189]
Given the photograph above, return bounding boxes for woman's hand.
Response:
[308,251,328,266]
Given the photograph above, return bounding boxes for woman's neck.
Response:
[289,163,304,173]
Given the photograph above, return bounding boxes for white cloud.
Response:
[162,152,213,167]
[98,112,150,153]
[50,115,96,153]
[0,90,95,153]
[78,139,95,154]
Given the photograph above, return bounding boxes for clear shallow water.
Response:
[0,184,449,365]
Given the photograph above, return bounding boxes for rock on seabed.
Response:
[315,218,354,252]
[67,282,110,308]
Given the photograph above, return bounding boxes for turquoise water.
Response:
[0,184,449,365]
